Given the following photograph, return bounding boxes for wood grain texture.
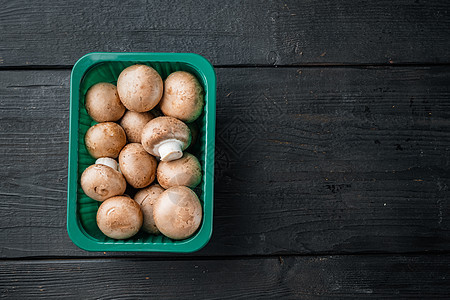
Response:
[0,255,449,299]
[1,0,450,66]
[0,67,449,258]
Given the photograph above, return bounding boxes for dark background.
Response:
[1,0,449,298]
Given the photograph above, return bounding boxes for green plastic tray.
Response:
[67,52,216,252]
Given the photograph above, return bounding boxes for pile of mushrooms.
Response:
[80,65,204,241]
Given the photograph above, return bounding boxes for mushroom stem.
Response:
[95,157,119,171]
[157,139,183,161]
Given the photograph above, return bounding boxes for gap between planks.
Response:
[1,250,450,262]
[1,62,450,71]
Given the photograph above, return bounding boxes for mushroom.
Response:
[85,122,127,159]
[118,143,157,188]
[141,116,191,161]
[153,186,202,240]
[96,195,143,239]
[95,157,119,171]
[119,110,154,143]
[159,71,205,123]
[85,82,125,122]
[116,64,163,112]
[134,184,165,234]
[80,163,126,202]
[157,153,202,189]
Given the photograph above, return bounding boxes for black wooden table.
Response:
[1,1,449,298]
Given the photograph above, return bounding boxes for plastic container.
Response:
[67,52,216,252]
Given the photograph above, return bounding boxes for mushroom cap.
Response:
[118,143,158,188]
[85,122,127,159]
[96,195,143,239]
[80,164,127,201]
[134,184,165,234]
[157,152,202,189]
[141,116,191,160]
[160,71,205,123]
[119,110,154,143]
[117,64,163,112]
[85,82,125,122]
[153,186,202,240]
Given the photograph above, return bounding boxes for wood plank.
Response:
[0,255,449,298]
[1,0,450,66]
[0,67,449,257]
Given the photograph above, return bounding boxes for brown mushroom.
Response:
[80,164,126,202]
[157,153,202,189]
[118,143,157,188]
[119,110,154,143]
[85,82,125,122]
[85,122,127,159]
[116,64,163,112]
[159,71,205,123]
[96,196,143,239]
[153,186,202,240]
[134,184,165,234]
[141,116,191,161]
